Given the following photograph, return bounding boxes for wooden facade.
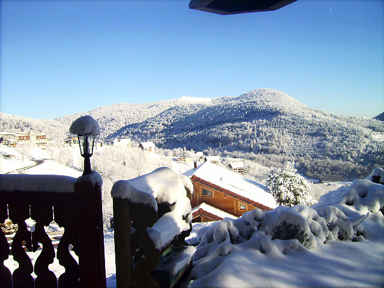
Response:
[190,175,273,219]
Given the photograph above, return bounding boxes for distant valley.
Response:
[1,88,383,181]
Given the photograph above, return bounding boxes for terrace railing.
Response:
[0,173,106,288]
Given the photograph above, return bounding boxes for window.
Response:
[202,188,213,197]
[239,203,247,210]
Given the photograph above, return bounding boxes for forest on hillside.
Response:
[2,89,383,182]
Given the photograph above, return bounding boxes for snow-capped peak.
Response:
[175,96,213,103]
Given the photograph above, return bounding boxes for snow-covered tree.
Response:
[266,162,314,207]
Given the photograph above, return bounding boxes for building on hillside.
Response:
[0,133,18,147]
[139,142,156,153]
[0,131,47,147]
[204,155,220,164]
[228,161,245,174]
[64,135,79,145]
[177,156,192,163]
[184,162,277,222]
[195,152,204,161]
[113,138,131,147]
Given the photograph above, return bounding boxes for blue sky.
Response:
[1,0,383,119]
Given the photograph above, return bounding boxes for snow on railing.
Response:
[112,167,193,250]
[0,173,106,288]
[112,167,194,287]
[0,174,76,193]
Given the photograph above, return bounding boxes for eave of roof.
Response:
[193,208,223,221]
[192,202,238,220]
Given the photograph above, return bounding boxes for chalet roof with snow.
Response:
[229,161,244,169]
[139,141,155,148]
[204,156,220,163]
[185,162,277,210]
[192,202,238,221]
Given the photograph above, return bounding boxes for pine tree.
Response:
[266,162,314,207]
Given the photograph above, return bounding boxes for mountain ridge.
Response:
[1,88,383,181]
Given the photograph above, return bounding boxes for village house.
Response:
[139,141,156,153]
[228,161,245,174]
[64,135,79,145]
[0,131,47,147]
[113,138,131,147]
[184,162,277,222]
[204,155,220,164]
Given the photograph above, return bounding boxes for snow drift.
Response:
[189,170,384,287]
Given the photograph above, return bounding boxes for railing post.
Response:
[113,198,133,288]
[74,179,106,288]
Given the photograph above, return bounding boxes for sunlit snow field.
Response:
[1,146,383,287]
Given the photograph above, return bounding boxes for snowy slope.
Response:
[110,89,384,172]
[0,112,68,140]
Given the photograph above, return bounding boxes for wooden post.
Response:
[74,181,106,288]
[113,198,133,288]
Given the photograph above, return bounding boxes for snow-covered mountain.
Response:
[0,113,68,140]
[2,88,383,181]
[106,89,383,165]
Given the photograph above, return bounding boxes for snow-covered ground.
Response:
[25,160,82,178]
[187,177,384,287]
[0,146,36,174]
[1,145,383,287]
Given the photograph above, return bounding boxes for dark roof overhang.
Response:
[189,0,297,15]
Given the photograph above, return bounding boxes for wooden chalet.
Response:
[185,162,277,221]
[228,161,245,174]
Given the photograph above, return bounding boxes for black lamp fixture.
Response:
[69,115,100,176]
[78,134,95,176]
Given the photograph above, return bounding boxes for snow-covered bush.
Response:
[189,175,384,287]
[266,162,314,207]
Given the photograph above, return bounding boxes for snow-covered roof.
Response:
[139,141,155,148]
[229,161,244,169]
[192,202,238,220]
[205,156,220,162]
[0,132,19,137]
[69,115,100,136]
[113,138,131,146]
[185,162,277,209]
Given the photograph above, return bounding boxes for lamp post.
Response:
[78,134,95,176]
[69,115,100,176]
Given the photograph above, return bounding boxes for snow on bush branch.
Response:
[266,161,315,207]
